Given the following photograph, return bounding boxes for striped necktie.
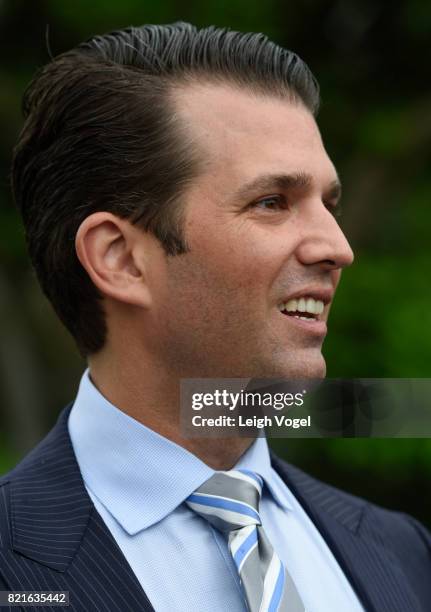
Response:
[186,469,305,612]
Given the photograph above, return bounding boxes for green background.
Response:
[0,1,430,526]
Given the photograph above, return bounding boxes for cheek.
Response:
[177,211,296,314]
[208,253,273,302]
[162,251,259,334]
[195,227,285,293]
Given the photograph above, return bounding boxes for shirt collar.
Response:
[234,434,293,513]
[68,369,291,536]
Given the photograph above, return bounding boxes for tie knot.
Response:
[186,469,264,533]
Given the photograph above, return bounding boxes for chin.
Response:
[275,351,327,379]
[231,348,327,379]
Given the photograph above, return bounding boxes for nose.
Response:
[295,205,354,271]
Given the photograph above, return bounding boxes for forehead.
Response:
[172,81,336,189]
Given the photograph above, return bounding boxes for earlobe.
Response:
[75,212,150,307]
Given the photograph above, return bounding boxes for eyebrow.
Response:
[228,171,342,203]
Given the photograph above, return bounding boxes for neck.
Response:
[87,355,255,470]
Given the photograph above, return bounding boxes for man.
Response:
[0,22,429,612]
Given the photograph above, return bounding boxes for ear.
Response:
[75,212,151,308]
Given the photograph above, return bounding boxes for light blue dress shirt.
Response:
[68,369,364,612]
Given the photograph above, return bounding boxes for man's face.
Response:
[143,83,354,379]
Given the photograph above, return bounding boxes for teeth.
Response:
[280,296,325,315]
[306,297,316,313]
[285,299,298,312]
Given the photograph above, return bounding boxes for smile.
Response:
[277,296,324,321]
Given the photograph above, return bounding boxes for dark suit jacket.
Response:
[0,402,430,611]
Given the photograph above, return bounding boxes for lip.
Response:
[279,286,334,306]
[280,313,328,336]
[277,286,332,337]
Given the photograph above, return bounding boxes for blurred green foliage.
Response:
[0,431,19,475]
[0,0,430,526]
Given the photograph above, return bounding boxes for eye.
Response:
[250,195,288,211]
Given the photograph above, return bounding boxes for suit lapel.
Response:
[4,403,154,611]
[270,452,422,612]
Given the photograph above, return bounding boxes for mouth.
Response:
[277,296,324,321]
[277,293,331,336]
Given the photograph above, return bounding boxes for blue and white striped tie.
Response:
[186,469,305,612]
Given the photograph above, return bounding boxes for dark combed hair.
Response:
[11,22,320,357]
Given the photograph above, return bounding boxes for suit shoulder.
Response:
[0,479,11,560]
[272,453,431,572]
[0,480,10,587]
[0,468,13,486]
[271,452,367,510]
[364,502,431,555]
[0,402,74,483]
